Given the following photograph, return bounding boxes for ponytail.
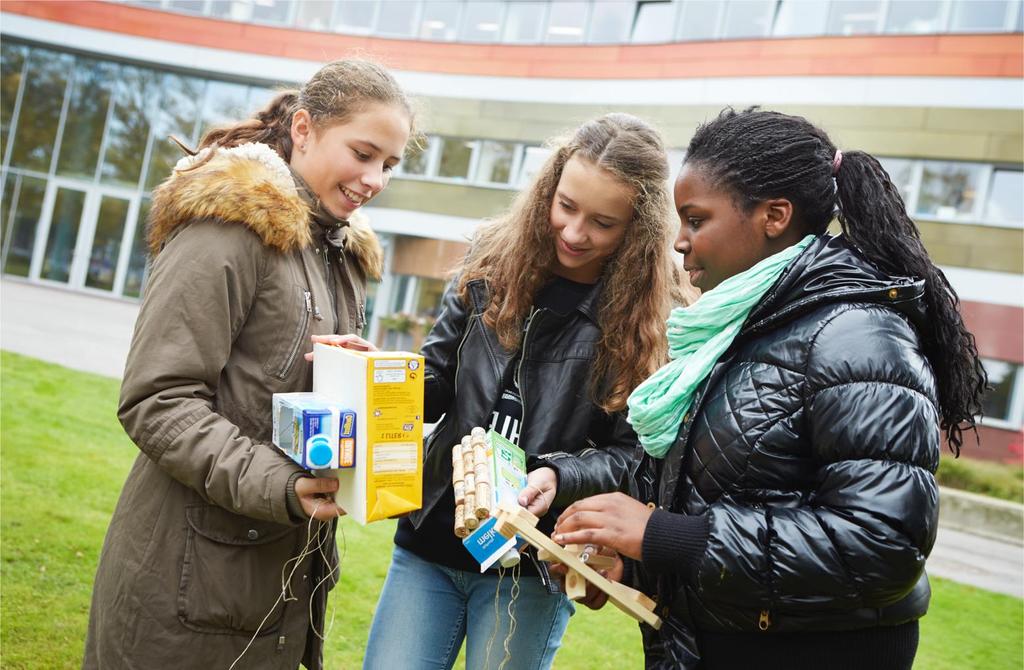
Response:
[834,152,987,455]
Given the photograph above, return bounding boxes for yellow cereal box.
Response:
[312,343,424,524]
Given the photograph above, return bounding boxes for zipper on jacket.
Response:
[451,314,477,394]
[279,293,312,379]
[758,609,772,631]
[515,308,541,440]
[319,244,339,333]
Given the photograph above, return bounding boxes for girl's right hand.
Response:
[294,476,346,520]
[304,334,377,361]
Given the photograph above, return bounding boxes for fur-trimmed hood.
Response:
[148,143,383,280]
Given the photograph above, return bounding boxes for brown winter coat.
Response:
[83,143,382,669]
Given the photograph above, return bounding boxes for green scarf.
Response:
[627,235,815,458]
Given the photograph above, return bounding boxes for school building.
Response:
[1,0,1021,460]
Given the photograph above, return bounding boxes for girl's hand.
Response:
[518,467,558,517]
[294,476,346,520]
[304,333,377,361]
[553,492,653,560]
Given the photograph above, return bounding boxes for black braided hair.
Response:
[684,107,986,455]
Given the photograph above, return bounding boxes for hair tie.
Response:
[832,149,843,177]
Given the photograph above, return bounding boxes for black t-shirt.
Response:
[394,276,594,573]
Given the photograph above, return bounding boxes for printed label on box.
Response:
[372,442,418,474]
[373,369,406,383]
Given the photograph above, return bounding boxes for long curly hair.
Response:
[685,107,987,455]
[457,113,678,413]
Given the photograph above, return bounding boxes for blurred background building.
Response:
[1,0,1021,460]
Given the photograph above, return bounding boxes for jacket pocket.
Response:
[263,285,311,381]
[177,504,300,635]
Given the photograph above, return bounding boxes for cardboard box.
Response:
[271,392,355,471]
[312,343,424,525]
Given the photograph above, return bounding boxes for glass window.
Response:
[1,43,27,161]
[41,187,87,283]
[401,136,432,176]
[546,1,587,43]
[517,145,551,186]
[334,0,377,34]
[916,161,985,219]
[460,2,503,42]
[123,198,151,298]
[168,0,206,13]
[419,1,461,40]
[198,80,251,141]
[885,0,945,33]
[437,138,474,179]
[503,2,546,43]
[475,140,515,184]
[950,0,1013,32]
[721,0,774,38]
[985,170,1024,224]
[0,175,13,254]
[251,0,293,24]
[982,359,1019,422]
[773,0,830,36]
[2,175,46,277]
[247,85,277,112]
[677,0,724,40]
[632,1,676,43]
[376,0,419,36]
[878,157,915,208]
[86,196,130,291]
[827,1,884,35]
[587,1,633,43]
[56,58,116,179]
[100,65,159,188]
[415,276,446,318]
[209,1,253,21]
[10,49,73,173]
[145,73,204,190]
[295,1,335,30]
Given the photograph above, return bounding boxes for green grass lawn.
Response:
[2,351,1021,669]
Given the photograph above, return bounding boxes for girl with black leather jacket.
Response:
[363,114,681,669]
[554,108,986,670]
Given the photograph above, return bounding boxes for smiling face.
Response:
[549,156,635,284]
[673,164,797,292]
[289,102,410,219]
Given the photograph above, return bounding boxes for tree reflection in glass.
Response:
[145,73,204,190]
[9,48,73,172]
[2,175,46,277]
[1,43,27,161]
[100,65,159,189]
[57,58,116,179]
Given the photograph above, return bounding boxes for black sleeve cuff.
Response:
[641,509,709,575]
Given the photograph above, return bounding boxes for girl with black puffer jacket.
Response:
[553,108,987,670]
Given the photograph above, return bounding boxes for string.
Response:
[498,562,521,670]
[484,566,505,669]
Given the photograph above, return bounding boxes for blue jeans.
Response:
[363,545,574,670]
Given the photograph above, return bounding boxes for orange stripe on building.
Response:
[3,0,1022,79]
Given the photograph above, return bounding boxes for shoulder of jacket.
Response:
[147,142,311,256]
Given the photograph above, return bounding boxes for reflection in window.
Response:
[1,175,46,277]
[633,1,676,43]
[721,0,774,38]
[678,1,723,41]
[950,0,1013,32]
[401,137,432,176]
[878,157,915,208]
[885,0,945,34]
[168,0,205,13]
[416,276,446,318]
[145,73,204,190]
[295,1,335,30]
[917,161,984,219]
[42,187,86,283]
[827,1,883,35]
[985,170,1024,224]
[419,1,461,40]
[503,1,545,43]
[10,49,73,172]
[100,66,159,188]
[377,0,418,36]
[1,44,27,161]
[335,0,377,34]
[588,1,633,43]
[773,0,830,35]
[86,196,130,291]
[57,58,116,179]
[438,138,474,179]
[475,141,514,184]
[517,146,551,186]
[251,0,293,24]
[209,0,253,21]
[247,86,278,112]
[198,80,250,141]
[982,359,1019,423]
[461,1,503,42]
[546,1,587,43]
[123,198,151,298]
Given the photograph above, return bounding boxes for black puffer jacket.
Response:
[409,278,637,528]
[632,235,940,666]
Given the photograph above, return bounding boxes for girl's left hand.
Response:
[553,492,653,561]
[304,333,377,361]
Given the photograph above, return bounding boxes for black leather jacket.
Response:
[632,235,940,667]
[409,278,638,528]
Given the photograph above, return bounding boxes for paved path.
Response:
[2,278,1022,599]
